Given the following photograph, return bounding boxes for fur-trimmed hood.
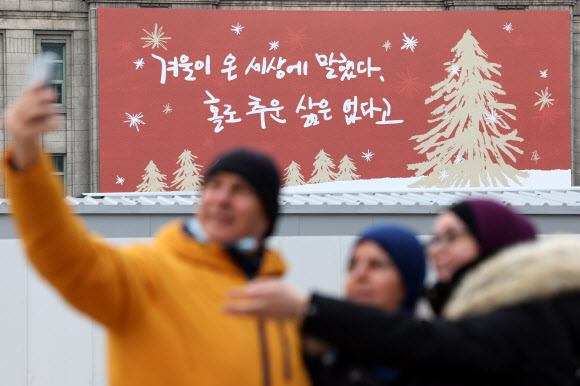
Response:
[443,235,580,320]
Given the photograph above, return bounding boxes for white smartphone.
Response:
[28,52,57,87]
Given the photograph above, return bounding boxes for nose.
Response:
[427,243,446,269]
[213,186,233,206]
[427,238,443,257]
[350,264,369,282]
[202,185,233,209]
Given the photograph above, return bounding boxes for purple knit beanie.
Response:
[450,199,537,259]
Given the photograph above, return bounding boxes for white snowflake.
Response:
[361,149,374,162]
[124,112,145,132]
[163,103,172,115]
[450,64,460,77]
[503,22,514,33]
[115,175,125,185]
[484,108,502,125]
[231,23,244,35]
[382,41,391,52]
[401,33,418,52]
[134,58,144,70]
[534,87,555,111]
[439,170,449,180]
[269,41,280,50]
[454,154,463,164]
[141,24,171,50]
[539,69,548,78]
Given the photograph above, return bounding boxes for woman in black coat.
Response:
[425,198,535,315]
[226,200,580,385]
[299,236,580,385]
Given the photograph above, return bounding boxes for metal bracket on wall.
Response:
[496,5,528,9]
[138,3,172,7]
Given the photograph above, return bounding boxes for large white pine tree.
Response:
[171,150,204,191]
[283,161,305,187]
[136,160,168,192]
[335,154,360,181]
[407,29,528,188]
[308,149,337,184]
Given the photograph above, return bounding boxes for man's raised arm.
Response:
[3,85,148,329]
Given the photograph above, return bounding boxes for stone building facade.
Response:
[0,0,577,196]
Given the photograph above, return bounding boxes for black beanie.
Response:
[205,148,281,238]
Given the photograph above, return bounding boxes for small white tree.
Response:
[283,161,305,187]
[171,150,204,191]
[136,160,168,192]
[530,150,541,164]
[335,155,360,181]
[308,149,337,184]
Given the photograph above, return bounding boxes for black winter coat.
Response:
[305,346,419,386]
[302,237,580,386]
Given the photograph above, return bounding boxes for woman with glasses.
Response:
[225,199,580,385]
[425,199,536,315]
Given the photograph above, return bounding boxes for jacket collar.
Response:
[427,258,484,316]
[443,235,580,320]
[152,220,286,278]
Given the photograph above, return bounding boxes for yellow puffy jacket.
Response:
[4,151,311,386]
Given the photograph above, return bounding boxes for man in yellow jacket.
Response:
[3,84,311,386]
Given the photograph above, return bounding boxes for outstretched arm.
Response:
[225,280,524,382]
[4,86,149,329]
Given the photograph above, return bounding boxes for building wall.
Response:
[0,1,90,195]
[0,233,350,386]
[573,1,580,185]
[0,0,577,196]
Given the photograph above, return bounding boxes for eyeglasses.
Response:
[428,229,471,249]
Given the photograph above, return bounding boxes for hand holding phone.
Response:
[28,52,57,87]
[5,52,64,169]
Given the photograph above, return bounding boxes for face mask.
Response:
[185,218,258,253]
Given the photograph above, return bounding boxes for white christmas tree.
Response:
[407,30,528,188]
[171,150,204,191]
[308,149,338,184]
[136,160,168,192]
[283,161,305,187]
[335,155,360,181]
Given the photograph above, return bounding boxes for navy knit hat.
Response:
[205,148,281,237]
[357,223,427,313]
[450,199,537,260]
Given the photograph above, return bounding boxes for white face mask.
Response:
[185,218,258,253]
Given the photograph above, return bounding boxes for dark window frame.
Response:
[40,42,66,106]
[50,153,66,191]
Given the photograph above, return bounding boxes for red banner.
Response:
[97,9,570,191]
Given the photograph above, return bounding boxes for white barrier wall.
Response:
[0,235,357,386]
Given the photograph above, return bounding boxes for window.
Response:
[40,43,65,105]
[50,154,66,190]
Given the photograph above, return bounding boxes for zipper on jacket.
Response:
[277,321,293,381]
[258,318,272,386]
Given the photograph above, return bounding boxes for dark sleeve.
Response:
[551,293,580,349]
[302,294,527,381]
